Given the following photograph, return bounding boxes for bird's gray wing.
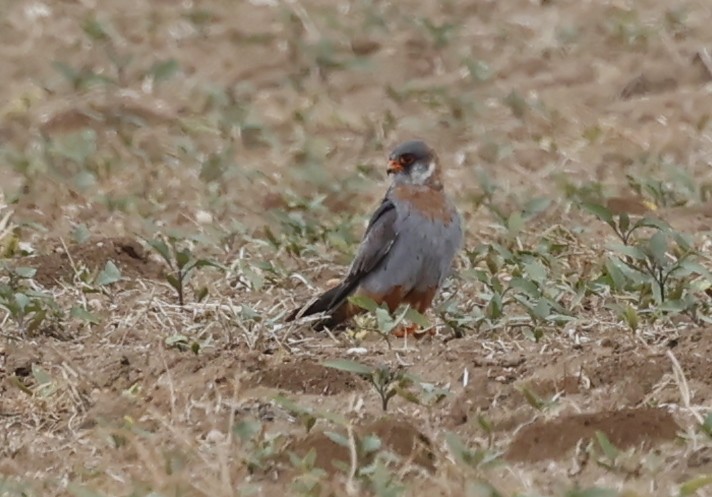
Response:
[325,196,399,308]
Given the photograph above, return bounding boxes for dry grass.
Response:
[2,0,712,496]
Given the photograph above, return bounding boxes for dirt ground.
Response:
[1,0,712,496]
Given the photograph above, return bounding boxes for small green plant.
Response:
[445,431,502,469]
[418,18,458,49]
[145,235,222,306]
[0,265,61,335]
[273,394,348,434]
[274,395,319,434]
[582,203,712,310]
[592,431,620,470]
[288,448,328,497]
[232,417,285,474]
[461,232,576,340]
[60,259,123,326]
[348,294,431,340]
[323,359,408,411]
[322,359,444,412]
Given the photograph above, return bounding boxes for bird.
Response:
[286,139,463,336]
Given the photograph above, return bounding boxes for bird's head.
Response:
[386,140,442,189]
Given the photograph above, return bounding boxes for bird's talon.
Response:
[393,324,434,339]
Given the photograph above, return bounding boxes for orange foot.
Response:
[393,324,436,339]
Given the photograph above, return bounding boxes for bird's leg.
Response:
[392,301,436,338]
[392,323,436,338]
[393,323,420,338]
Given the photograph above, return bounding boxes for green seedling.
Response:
[322,359,437,412]
[0,265,61,335]
[593,431,620,469]
[233,417,284,474]
[583,202,712,306]
[701,413,712,438]
[679,474,712,496]
[274,395,318,434]
[445,431,502,469]
[289,448,328,497]
[348,294,431,339]
[145,236,222,306]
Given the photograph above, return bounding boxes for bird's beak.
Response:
[387,159,403,175]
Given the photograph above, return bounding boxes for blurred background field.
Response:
[1,1,712,496]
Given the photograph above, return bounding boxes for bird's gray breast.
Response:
[360,200,461,296]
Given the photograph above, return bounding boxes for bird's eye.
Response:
[399,154,414,166]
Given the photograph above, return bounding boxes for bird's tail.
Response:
[286,280,361,330]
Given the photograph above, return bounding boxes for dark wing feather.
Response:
[323,196,399,309]
[286,196,399,323]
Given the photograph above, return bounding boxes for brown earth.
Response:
[506,407,679,463]
[16,236,165,286]
[1,0,712,496]
[247,358,366,395]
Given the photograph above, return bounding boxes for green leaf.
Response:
[701,412,712,437]
[165,334,189,349]
[680,474,712,496]
[403,307,430,328]
[273,394,310,415]
[321,359,374,375]
[70,305,100,324]
[376,306,397,333]
[672,230,694,252]
[581,202,614,226]
[506,211,524,235]
[95,261,122,286]
[620,304,638,331]
[509,277,540,297]
[604,258,627,290]
[323,430,350,448]
[175,248,192,270]
[360,434,382,454]
[14,293,29,313]
[52,61,79,84]
[522,197,551,218]
[594,431,619,461]
[73,170,96,190]
[71,223,91,244]
[53,129,97,165]
[530,299,552,319]
[348,294,379,312]
[466,481,503,497]
[32,365,53,386]
[81,17,109,41]
[477,414,493,435]
[485,293,503,319]
[149,59,180,82]
[395,386,421,405]
[518,386,546,410]
[67,483,108,497]
[523,259,547,283]
[196,286,209,302]
[147,238,172,265]
[647,231,669,266]
[635,216,670,232]
[12,267,37,279]
[166,274,181,292]
[607,242,646,261]
[617,212,630,233]
[233,418,262,442]
[677,260,712,280]
[192,259,224,271]
[565,488,618,497]
[241,266,264,291]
